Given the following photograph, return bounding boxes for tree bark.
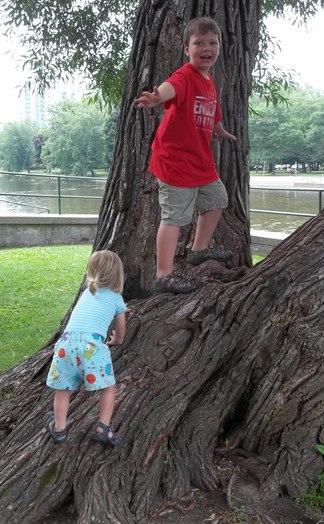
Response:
[0,212,323,524]
[1,2,323,523]
[94,0,261,298]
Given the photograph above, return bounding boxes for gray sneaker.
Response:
[187,248,233,266]
[154,274,201,294]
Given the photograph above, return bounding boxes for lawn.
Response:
[0,246,264,372]
[0,244,92,372]
[252,255,264,264]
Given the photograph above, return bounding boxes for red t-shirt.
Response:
[149,63,222,187]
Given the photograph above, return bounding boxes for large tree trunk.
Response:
[0,213,324,523]
[94,0,260,298]
[1,2,323,523]
[0,213,323,523]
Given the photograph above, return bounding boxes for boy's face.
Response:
[185,31,220,75]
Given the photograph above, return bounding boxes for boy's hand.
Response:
[135,86,161,108]
[222,130,236,141]
[214,122,236,141]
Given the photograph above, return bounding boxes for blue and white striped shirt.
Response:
[65,287,127,338]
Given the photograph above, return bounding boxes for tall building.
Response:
[21,78,83,127]
[22,86,47,127]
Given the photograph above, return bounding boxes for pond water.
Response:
[0,172,106,215]
[250,174,324,233]
[0,172,323,234]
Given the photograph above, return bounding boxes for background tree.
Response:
[306,99,324,167]
[0,121,36,172]
[0,1,323,523]
[33,133,45,168]
[2,0,322,105]
[1,0,140,105]
[42,100,107,176]
[249,88,324,169]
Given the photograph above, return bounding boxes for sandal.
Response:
[45,411,67,444]
[154,274,201,294]
[90,422,122,446]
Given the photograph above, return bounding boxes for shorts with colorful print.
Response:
[46,331,116,391]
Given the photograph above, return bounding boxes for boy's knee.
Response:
[196,180,228,212]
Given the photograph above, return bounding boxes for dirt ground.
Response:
[149,488,321,524]
[42,487,323,524]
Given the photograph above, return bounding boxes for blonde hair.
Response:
[183,17,222,46]
[87,250,124,295]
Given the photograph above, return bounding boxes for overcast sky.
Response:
[266,8,324,90]
[0,8,323,124]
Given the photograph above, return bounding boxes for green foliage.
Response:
[252,255,265,265]
[0,101,119,175]
[0,244,91,371]
[298,472,324,511]
[230,502,247,522]
[0,0,322,105]
[316,444,324,456]
[251,1,322,107]
[251,67,297,109]
[42,100,108,175]
[34,134,45,167]
[1,0,139,105]
[249,88,324,165]
[261,0,324,18]
[297,444,324,511]
[0,121,36,171]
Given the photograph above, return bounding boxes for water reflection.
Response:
[250,188,320,233]
[0,172,323,234]
[0,173,107,214]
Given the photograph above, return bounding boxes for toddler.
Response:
[45,250,127,445]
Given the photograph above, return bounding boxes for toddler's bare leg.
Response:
[54,390,71,431]
[192,209,222,251]
[156,224,180,278]
[98,386,115,427]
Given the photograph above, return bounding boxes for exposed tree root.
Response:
[0,214,323,523]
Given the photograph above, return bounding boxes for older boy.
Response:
[136,17,236,293]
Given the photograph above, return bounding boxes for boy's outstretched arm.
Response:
[108,313,126,346]
[214,122,236,141]
[135,82,176,108]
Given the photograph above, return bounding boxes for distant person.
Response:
[136,17,236,294]
[45,250,127,445]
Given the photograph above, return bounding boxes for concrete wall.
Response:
[251,228,288,255]
[0,214,289,255]
[0,214,98,249]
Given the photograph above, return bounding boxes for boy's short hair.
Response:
[183,17,222,46]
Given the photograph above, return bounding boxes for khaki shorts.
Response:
[158,179,228,226]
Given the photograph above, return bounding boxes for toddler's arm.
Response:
[108,312,126,346]
[214,122,236,141]
[135,82,175,108]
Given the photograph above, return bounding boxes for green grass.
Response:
[0,245,92,372]
[0,246,264,372]
[252,255,264,264]
[298,472,324,511]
